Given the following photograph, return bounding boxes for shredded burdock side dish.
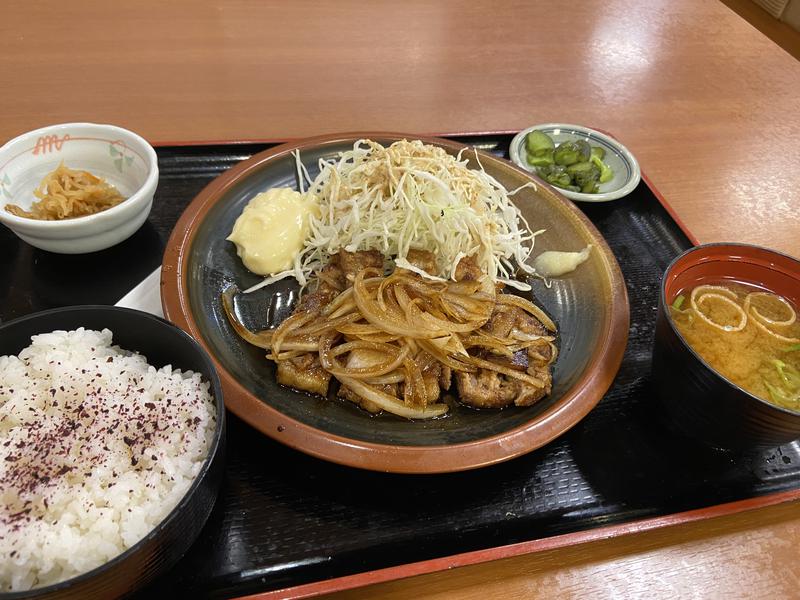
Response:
[224,139,563,419]
[5,162,125,220]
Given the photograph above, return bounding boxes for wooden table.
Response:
[3,0,800,597]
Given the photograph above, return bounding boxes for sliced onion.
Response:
[337,376,448,419]
[272,311,316,355]
[386,271,447,292]
[337,322,402,342]
[461,335,515,356]
[222,286,274,349]
[439,299,478,323]
[441,292,494,321]
[324,341,410,379]
[443,334,470,357]
[377,276,393,312]
[323,288,354,316]
[317,331,342,372]
[526,339,557,365]
[416,306,487,334]
[267,350,307,361]
[329,340,402,359]
[354,270,438,338]
[466,355,545,388]
[509,328,554,343]
[322,277,382,317]
[444,280,483,295]
[364,372,406,385]
[327,298,359,320]
[417,338,476,373]
[347,332,402,343]
[404,357,427,407]
[293,313,360,336]
[267,341,318,352]
[233,262,563,418]
[337,323,383,336]
[496,294,556,332]
[548,341,559,364]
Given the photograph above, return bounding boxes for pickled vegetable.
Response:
[591,154,614,183]
[526,130,555,156]
[553,141,589,166]
[566,161,599,185]
[527,153,555,167]
[536,164,572,188]
[523,130,615,194]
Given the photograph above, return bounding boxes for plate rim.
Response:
[161,131,630,473]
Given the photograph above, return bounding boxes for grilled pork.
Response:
[282,249,380,396]
[455,304,554,408]
[276,353,332,397]
[403,249,438,275]
[278,250,555,413]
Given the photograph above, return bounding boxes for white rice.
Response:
[0,328,216,592]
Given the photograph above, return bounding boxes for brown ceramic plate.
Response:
[161,133,629,473]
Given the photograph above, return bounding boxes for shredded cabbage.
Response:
[247,139,543,293]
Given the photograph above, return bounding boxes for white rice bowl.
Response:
[0,328,216,592]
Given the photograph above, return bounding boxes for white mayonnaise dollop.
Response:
[227,188,319,275]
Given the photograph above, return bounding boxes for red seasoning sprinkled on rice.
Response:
[0,328,215,592]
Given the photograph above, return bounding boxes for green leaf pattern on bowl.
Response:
[109,141,135,173]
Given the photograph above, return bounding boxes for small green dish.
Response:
[510,123,641,203]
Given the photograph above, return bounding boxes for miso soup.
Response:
[669,282,800,411]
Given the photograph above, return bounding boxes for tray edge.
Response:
[240,487,800,600]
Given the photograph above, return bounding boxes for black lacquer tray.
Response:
[2,134,799,599]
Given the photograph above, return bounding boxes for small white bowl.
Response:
[510,123,640,203]
[0,122,158,253]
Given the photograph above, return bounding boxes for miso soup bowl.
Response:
[652,243,800,450]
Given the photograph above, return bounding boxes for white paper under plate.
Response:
[115,267,163,317]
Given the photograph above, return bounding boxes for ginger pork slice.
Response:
[276,353,332,397]
[455,302,554,409]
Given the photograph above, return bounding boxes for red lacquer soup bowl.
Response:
[652,243,800,450]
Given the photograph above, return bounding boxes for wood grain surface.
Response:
[318,499,800,600]
[2,0,799,260]
[2,0,800,597]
